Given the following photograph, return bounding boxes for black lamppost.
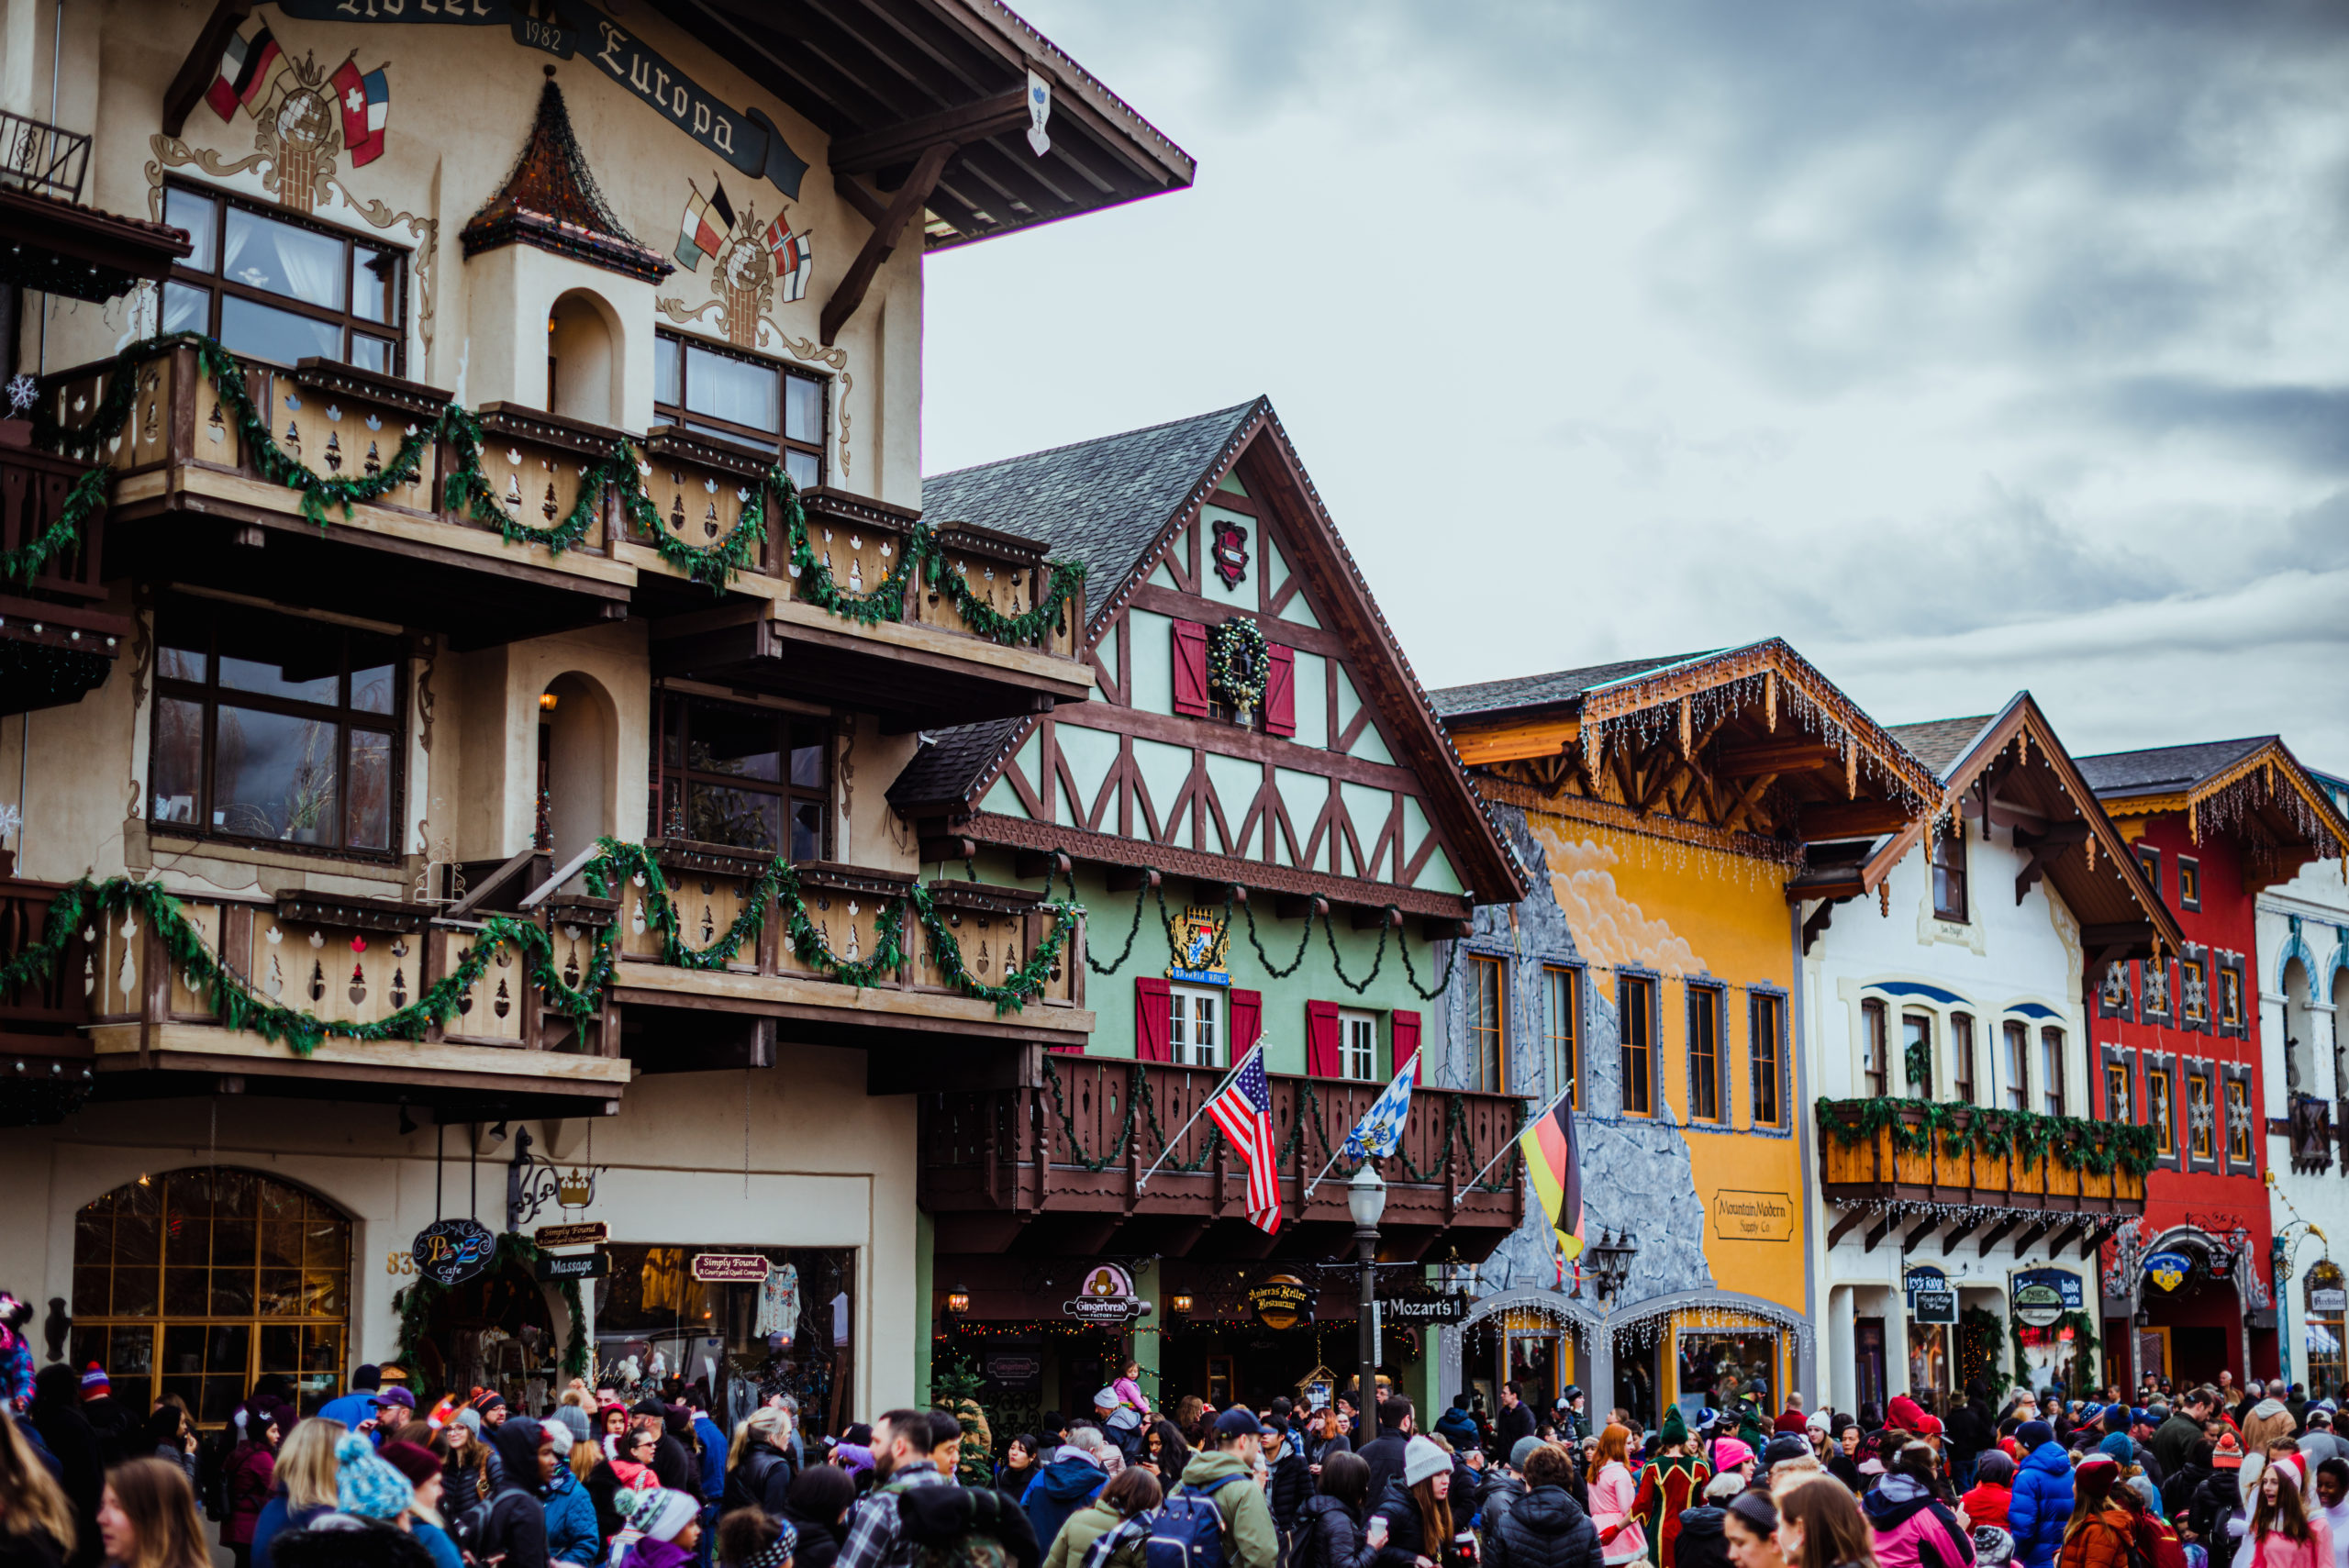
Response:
[1587,1229,1639,1304]
[1349,1163,1387,1439]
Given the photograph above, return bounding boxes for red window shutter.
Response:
[1307,1000,1342,1077]
[1135,977,1173,1063]
[1172,619,1210,717]
[1392,1009,1422,1081]
[1230,988,1264,1058]
[1264,644,1297,737]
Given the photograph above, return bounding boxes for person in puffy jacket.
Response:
[2056,1457,2136,1568]
[1484,1445,1603,1568]
[1268,1422,1314,1535]
[1961,1451,2016,1531]
[2007,1422,2076,1568]
[1861,1443,1973,1568]
[1294,1452,1377,1568]
[1674,1507,1729,1568]
[724,1409,796,1522]
[1367,1436,1464,1568]
[536,1444,599,1568]
[1023,1438,1108,1556]
[1041,1465,1160,1568]
[781,1462,855,1568]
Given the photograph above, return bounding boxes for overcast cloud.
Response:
[921,0,2349,771]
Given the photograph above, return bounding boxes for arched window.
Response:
[72,1169,351,1423]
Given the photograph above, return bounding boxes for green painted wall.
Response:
[916,1208,935,1401]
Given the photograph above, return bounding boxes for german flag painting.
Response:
[1519,1093,1585,1261]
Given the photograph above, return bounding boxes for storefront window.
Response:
[2309,1316,2347,1399]
[596,1244,855,1436]
[1676,1330,1776,1422]
[1909,1323,1950,1396]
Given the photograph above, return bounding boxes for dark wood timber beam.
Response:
[1827,1209,1867,1249]
[828,90,1030,175]
[821,140,953,345]
[1799,800,1913,842]
[2049,1219,2087,1258]
[1106,867,1161,894]
[2013,822,2092,906]
[2079,922,2155,951]
[1901,1219,1938,1254]
[1978,1215,2021,1256]
[161,0,252,139]
[1718,739,1838,778]
[830,171,889,228]
[1015,850,1072,880]
[1863,1216,1896,1253]
[2013,1218,2054,1256]
[1802,897,1847,955]
[1942,1217,1982,1254]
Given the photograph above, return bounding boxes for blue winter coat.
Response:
[540,1466,600,1568]
[1024,1455,1108,1555]
[2007,1441,2076,1568]
[692,1415,728,1506]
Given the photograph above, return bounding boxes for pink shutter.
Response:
[1307,1000,1342,1077]
[1264,644,1297,737]
[1392,1009,1421,1081]
[1135,977,1173,1063]
[1230,988,1264,1060]
[1172,619,1210,717]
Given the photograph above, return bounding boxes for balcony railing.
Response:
[0,110,89,202]
[920,1058,1525,1252]
[1815,1097,2150,1219]
[1,420,106,602]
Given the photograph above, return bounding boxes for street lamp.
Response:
[1586,1229,1639,1304]
[1349,1163,1387,1439]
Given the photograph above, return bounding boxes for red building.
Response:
[2078,739,2349,1389]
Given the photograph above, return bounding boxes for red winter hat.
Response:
[2213,1431,2243,1470]
[79,1362,110,1399]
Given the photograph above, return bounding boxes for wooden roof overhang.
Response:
[1443,638,1939,888]
[1865,695,2183,973]
[0,184,192,303]
[907,404,1529,922]
[2099,740,2349,893]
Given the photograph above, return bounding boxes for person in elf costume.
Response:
[1631,1405,1711,1568]
[0,1294,32,1413]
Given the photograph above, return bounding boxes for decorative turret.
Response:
[461,71,672,283]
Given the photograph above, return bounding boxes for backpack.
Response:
[449,1486,533,1567]
[1084,1514,1158,1568]
[879,1479,1017,1568]
[1148,1474,1245,1568]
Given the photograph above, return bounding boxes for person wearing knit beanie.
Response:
[334,1429,417,1521]
[1508,1435,1543,1472]
[77,1362,109,1400]
[1402,1433,1449,1487]
[615,1489,703,1568]
[1633,1407,1710,1568]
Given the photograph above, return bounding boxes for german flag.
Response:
[1518,1091,1584,1261]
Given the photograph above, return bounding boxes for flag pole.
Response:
[1301,1146,1348,1201]
[1134,1040,1262,1193]
[1461,1082,1574,1191]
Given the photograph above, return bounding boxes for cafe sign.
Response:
[411,1218,496,1287]
[2145,1251,2194,1293]
[1063,1262,1152,1325]
[691,1253,772,1284]
[1248,1275,1316,1331]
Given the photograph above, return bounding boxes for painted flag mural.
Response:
[205,25,282,121]
[329,61,391,166]
[675,178,736,272]
[764,214,814,303]
[1518,1090,1584,1261]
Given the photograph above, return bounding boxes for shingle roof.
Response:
[2074,738,2275,797]
[1886,716,1997,777]
[1429,653,1718,720]
[921,398,1264,630]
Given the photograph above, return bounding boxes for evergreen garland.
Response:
[1815,1095,2158,1177]
[1959,1304,2009,1396]
[1207,617,1271,713]
[29,332,1086,628]
[394,1230,586,1385]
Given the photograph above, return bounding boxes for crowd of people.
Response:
[9,1353,2349,1568]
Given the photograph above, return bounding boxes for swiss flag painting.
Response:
[330,60,391,167]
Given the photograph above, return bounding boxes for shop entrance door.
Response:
[1855,1318,1887,1414]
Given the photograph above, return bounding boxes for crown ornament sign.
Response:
[506,1124,607,1232]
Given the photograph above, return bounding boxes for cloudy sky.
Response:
[922,1,2349,772]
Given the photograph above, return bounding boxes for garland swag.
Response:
[27,332,1085,630]
[1815,1095,2159,1178]
[395,1230,586,1381]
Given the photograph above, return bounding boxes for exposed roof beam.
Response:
[161,0,252,139]
[821,139,952,344]
[1799,800,1912,842]
[829,89,1029,174]
[1451,718,1581,767]
[1718,739,1837,778]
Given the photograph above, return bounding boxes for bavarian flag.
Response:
[1519,1090,1585,1262]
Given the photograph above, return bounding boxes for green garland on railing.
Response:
[30,332,1087,621]
[0,873,608,1058]
[1815,1095,2159,1177]
[395,1231,585,1385]
[0,462,109,585]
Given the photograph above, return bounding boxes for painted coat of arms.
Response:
[1167,906,1230,986]
[664,173,814,349]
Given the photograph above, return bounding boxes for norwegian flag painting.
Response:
[1205,1042,1281,1233]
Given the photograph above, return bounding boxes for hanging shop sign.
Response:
[411,1218,496,1287]
[2145,1251,2195,1293]
[2012,1266,2084,1328]
[1905,1264,1957,1325]
[1167,906,1230,985]
[1248,1274,1317,1331]
[2307,1260,2347,1315]
[1378,1291,1473,1325]
[535,1221,608,1250]
[982,1351,1042,1389]
[536,1250,608,1283]
[1063,1262,1152,1325]
[691,1252,772,1284]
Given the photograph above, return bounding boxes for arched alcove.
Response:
[547,289,622,428]
[2286,958,2314,1094]
[538,671,617,866]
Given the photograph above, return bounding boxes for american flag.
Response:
[1206,1042,1281,1233]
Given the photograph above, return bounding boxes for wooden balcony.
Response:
[598,839,1093,1079]
[1816,1099,2146,1255]
[0,872,631,1118]
[37,342,1091,717]
[918,1058,1526,1261]
[0,419,129,714]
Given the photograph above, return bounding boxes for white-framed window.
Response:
[1340,1009,1378,1081]
[1170,985,1224,1067]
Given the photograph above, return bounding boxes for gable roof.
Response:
[2075,738,2276,800]
[893,398,1528,906]
[2076,733,2349,876]
[1864,695,2180,958]
[1430,653,1717,722]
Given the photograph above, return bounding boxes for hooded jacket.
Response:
[1862,1474,1974,1568]
[1291,1495,1375,1568]
[1436,1406,1485,1451]
[2007,1444,2077,1568]
[1024,1450,1108,1558]
[1041,1497,1130,1568]
[1174,1448,1282,1568]
[784,1507,844,1568]
[2188,1467,2243,1552]
[1671,1509,1728,1568]
[539,1462,599,1567]
[1483,1485,1604,1568]
[481,1418,551,1568]
[1270,1444,1315,1530]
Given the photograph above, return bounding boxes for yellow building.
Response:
[1430,641,1934,1423]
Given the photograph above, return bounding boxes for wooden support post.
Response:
[1827,1209,1867,1249]
[821,141,954,345]
[139,917,167,1071]
[1901,1219,1938,1253]
[161,0,253,139]
[1941,1217,1981,1254]
[1977,1215,2021,1256]
[1862,1216,1895,1253]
